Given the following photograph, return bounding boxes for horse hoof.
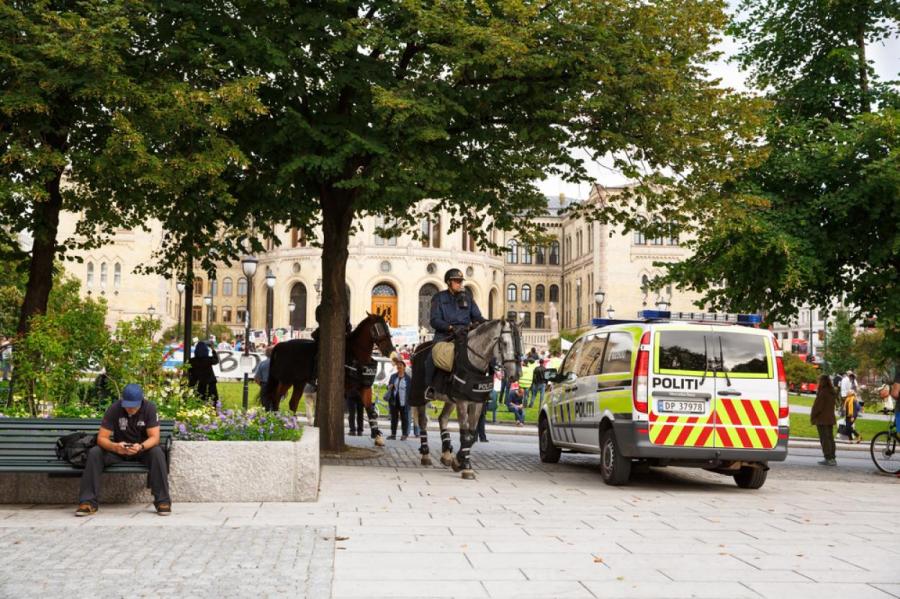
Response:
[440,451,453,467]
[374,435,385,447]
[451,457,462,472]
[461,470,476,480]
[420,455,432,466]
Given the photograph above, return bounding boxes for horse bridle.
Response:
[464,320,520,374]
[370,316,395,354]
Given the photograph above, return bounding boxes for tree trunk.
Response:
[17,169,64,335]
[855,4,870,113]
[317,189,355,452]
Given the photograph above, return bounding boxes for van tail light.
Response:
[633,332,650,414]
[775,347,789,420]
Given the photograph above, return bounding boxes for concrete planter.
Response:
[0,427,320,504]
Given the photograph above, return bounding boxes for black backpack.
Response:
[55,432,97,468]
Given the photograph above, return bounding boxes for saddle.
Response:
[410,336,492,406]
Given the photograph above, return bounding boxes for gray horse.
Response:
[410,319,521,480]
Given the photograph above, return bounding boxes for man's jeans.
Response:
[78,445,170,507]
[390,402,411,436]
[528,384,546,408]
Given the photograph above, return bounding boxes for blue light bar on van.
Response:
[591,318,644,327]
[737,313,762,325]
[637,310,671,320]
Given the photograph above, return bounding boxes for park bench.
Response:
[0,418,175,476]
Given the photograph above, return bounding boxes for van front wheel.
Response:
[600,429,631,486]
[539,417,561,463]
[733,465,767,489]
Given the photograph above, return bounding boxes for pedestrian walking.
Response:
[842,387,861,443]
[530,360,547,407]
[188,341,219,405]
[810,374,838,465]
[387,360,412,440]
[519,360,535,407]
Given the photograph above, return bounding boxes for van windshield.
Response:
[657,331,769,375]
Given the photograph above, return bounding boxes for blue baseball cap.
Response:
[121,384,144,408]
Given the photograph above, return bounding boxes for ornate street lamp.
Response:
[655,296,670,312]
[240,255,258,410]
[175,281,185,343]
[265,270,276,344]
[607,305,616,319]
[594,288,605,320]
[288,300,296,335]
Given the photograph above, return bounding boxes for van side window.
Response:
[602,332,633,374]
[719,333,770,374]
[578,334,608,377]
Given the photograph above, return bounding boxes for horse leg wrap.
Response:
[419,435,430,455]
[366,405,381,439]
[440,431,453,454]
[457,431,475,474]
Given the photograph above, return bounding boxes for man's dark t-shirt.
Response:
[100,400,159,443]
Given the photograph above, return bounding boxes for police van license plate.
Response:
[657,400,705,414]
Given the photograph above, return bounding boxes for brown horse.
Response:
[263,312,397,445]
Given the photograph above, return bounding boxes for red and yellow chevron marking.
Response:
[649,398,777,449]
[715,398,777,449]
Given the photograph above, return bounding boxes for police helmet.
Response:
[444,268,465,284]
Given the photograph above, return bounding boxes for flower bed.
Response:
[176,407,302,441]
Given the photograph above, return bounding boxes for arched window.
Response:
[506,284,517,302]
[535,312,545,329]
[522,246,532,264]
[193,277,203,296]
[522,312,531,328]
[507,240,518,264]
[86,262,94,288]
[210,279,218,296]
[237,278,247,296]
[418,283,439,330]
[521,284,531,303]
[549,284,559,302]
[222,277,233,296]
[535,284,545,303]
[100,263,108,288]
[549,241,560,265]
[535,246,545,265]
[290,283,307,329]
[113,263,121,288]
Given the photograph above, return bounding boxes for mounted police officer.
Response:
[425,268,485,398]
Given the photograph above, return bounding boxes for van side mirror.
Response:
[565,371,577,383]
[544,368,558,382]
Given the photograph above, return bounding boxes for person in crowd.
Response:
[529,359,547,408]
[519,359,535,406]
[842,384,861,443]
[425,268,485,398]
[188,341,219,405]
[387,359,412,440]
[76,384,170,516]
[508,383,525,426]
[810,374,838,465]
[526,347,540,362]
[488,366,503,424]
[547,350,563,371]
[254,345,273,401]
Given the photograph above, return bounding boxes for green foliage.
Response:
[852,328,890,381]
[782,352,818,387]
[825,310,858,375]
[102,317,166,393]
[548,337,561,354]
[653,1,900,359]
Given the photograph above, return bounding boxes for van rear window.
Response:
[657,331,769,374]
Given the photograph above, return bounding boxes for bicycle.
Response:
[869,413,900,475]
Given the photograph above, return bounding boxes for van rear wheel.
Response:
[733,465,767,489]
[600,429,631,486]
[539,417,561,463]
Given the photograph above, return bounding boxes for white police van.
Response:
[539,311,789,488]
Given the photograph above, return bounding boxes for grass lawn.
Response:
[789,394,814,408]
[788,413,887,441]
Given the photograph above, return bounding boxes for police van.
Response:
[539,311,789,489]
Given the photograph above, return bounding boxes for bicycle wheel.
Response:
[869,431,900,474]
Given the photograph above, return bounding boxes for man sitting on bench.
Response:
[76,384,171,516]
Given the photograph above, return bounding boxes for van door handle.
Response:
[717,389,742,397]
[565,386,578,393]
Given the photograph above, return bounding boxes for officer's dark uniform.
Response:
[425,269,485,388]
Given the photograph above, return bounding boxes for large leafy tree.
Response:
[656,0,900,357]
[186,0,762,451]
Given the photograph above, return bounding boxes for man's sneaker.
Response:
[155,502,172,516]
[75,503,97,517]
[401,435,408,441]
[387,435,397,440]
[818,459,837,466]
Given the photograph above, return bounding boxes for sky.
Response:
[535,13,900,201]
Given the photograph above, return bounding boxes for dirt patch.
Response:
[321,445,382,460]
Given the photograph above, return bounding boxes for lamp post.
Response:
[204,295,213,340]
[265,270,276,344]
[593,289,605,320]
[175,281,185,344]
[314,277,322,302]
[655,296,670,312]
[607,305,616,319]
[240,256,258,411]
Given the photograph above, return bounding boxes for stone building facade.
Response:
[57,186,705,349]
